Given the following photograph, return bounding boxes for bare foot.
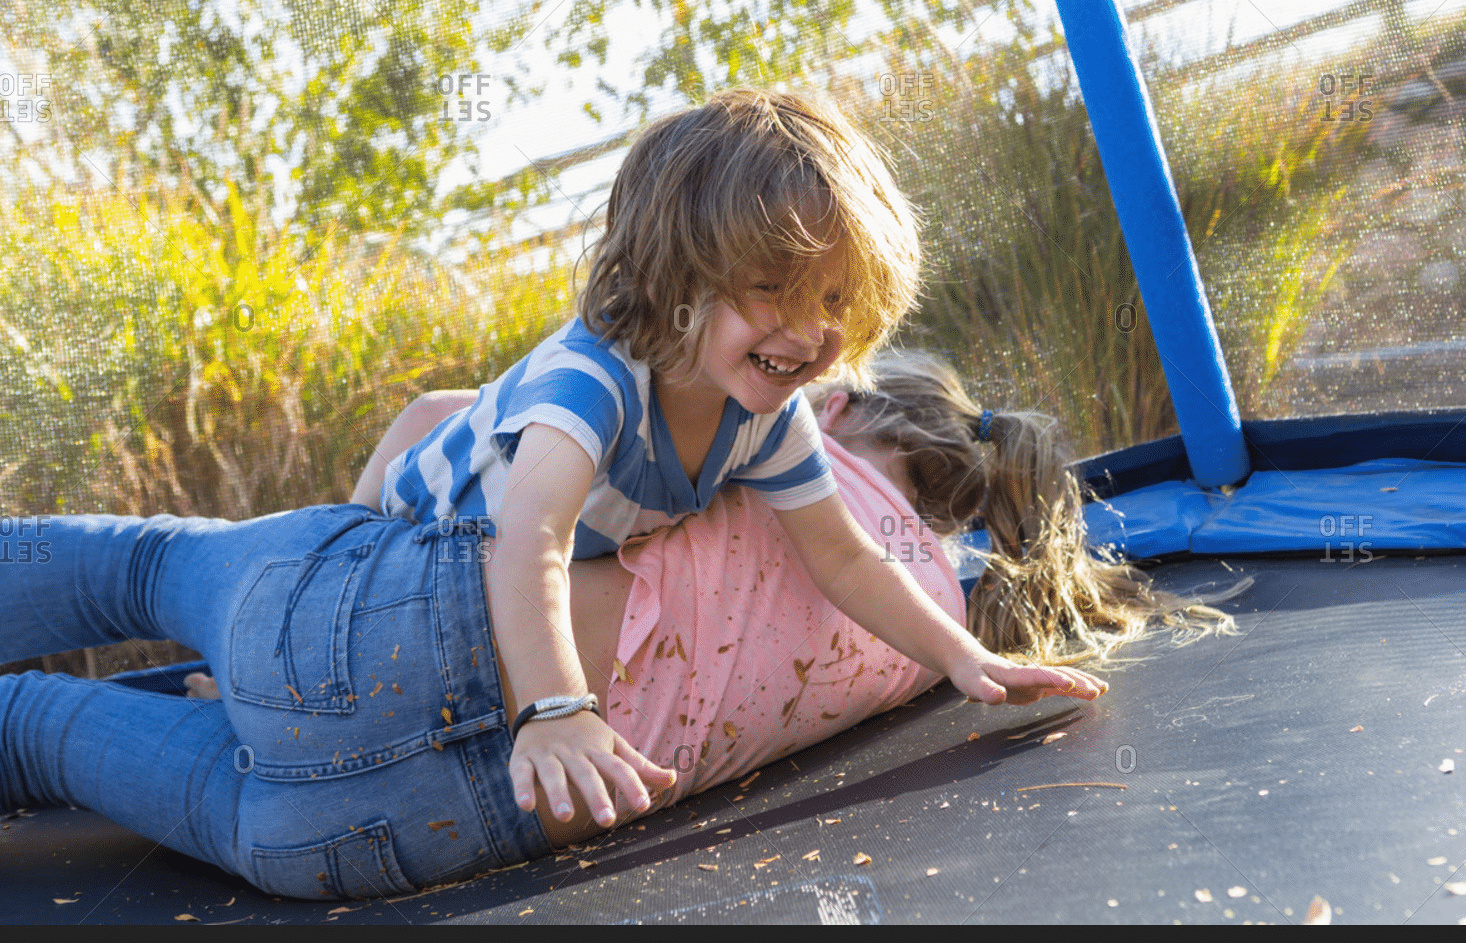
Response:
[184,672,220,699]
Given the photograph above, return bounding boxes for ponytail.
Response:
[813,351,1240,665]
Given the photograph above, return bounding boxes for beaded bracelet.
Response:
[511,694,601,739]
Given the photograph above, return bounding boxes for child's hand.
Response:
[949,654,1108,707]
[774,494,1110,711]
[509,711,677,828]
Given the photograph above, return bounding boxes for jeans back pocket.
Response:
[229,544,372,714]
[249,818,416,899]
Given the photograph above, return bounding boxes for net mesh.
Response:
[1,0,1462,672]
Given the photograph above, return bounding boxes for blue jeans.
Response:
[0,505,551,898]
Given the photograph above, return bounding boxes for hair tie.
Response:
[977,409,994,443]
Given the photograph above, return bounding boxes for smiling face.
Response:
[680,250,848,415]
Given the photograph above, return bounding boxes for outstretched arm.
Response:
[773,494,1107,705]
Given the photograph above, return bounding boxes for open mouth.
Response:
[750,353,805,377]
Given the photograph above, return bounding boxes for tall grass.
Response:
[0,1,1429,678]
[840,12,1374,458]
[0,183,568,520]
[0,175,569,677]
[1154,65,1372,421]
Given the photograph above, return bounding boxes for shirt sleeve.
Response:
[380,393,494,522]
[729,393,838,510]
[487,356,626,470]
[380,340,628,523]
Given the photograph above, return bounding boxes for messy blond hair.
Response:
[811,350,1245,665]
[579,87,921,384]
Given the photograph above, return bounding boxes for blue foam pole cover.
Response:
[1055,0,1250,487]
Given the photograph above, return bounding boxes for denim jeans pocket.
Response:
[249,817,417,899]
[228,543,375,713]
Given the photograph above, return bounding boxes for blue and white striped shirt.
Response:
[381,319,837,558]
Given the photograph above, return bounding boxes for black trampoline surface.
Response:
[4,554,1464,925]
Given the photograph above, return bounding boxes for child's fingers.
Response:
[510,716,680,828]
[509,753,543,814]
[614,736,677,788]
[537,751,599,824]
[595,747,660,815]
[606,738,677,812]
[1047,666,1106,699]
[509,736,582,821]
[964,672,1009,705]
[561,754,621,826]
[960,661,1109,708]
[1003,665,1106,704]
[1033,666,1081,696]
[586,753,655,819]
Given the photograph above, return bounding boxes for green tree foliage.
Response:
[0,0,576,524]
[9,0,541,234]
[537,0,1006,112]
[0,0,1422,681]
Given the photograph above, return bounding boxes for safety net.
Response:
[5,1,1465,532]
[2,0,1464,925]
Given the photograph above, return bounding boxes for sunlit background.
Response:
[3,0,1464,674]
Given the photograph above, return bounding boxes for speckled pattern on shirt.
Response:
[608,437,959,809]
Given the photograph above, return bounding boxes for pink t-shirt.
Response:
[607,437,959,810]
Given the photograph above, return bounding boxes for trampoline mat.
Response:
[4,555,1464,924]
